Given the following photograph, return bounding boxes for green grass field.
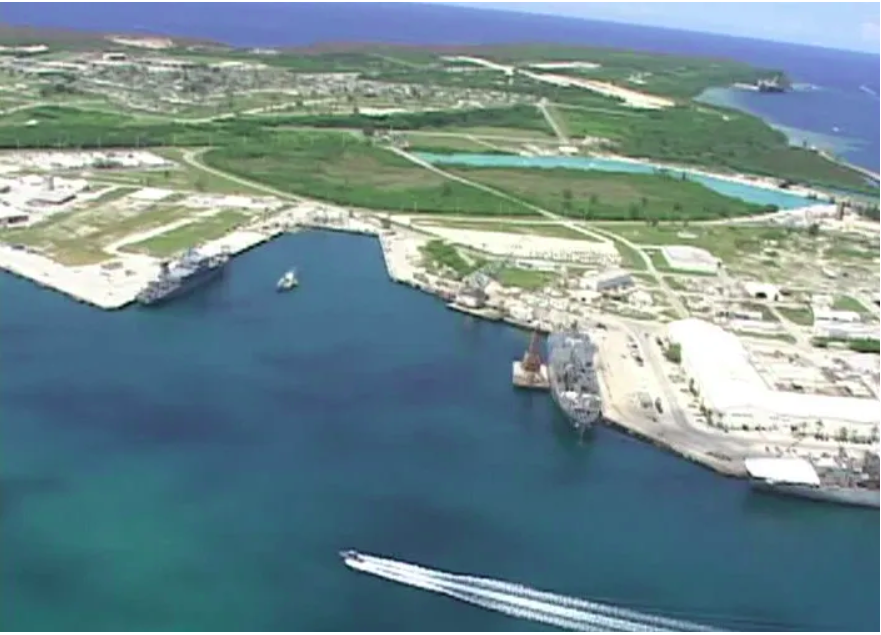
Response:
[446,167,765,221]
[123,211,249,257]
[495,267,556,289]
[204,132,537,216]
[831,295,869,313]
[777,305,814,326]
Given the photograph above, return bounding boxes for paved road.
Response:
[537,99,568,143]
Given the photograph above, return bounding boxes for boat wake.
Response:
[341,551,714,632]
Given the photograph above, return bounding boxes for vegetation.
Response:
[203,132,536,215]
[831,295,868,313]
[777,306,814,326]
[555,105,876,194]
[419,239,477,277]
[494,267,556,290]
[664,342,682,363]
[265,104,552,135]
[811,337,881,354]
[446,166,766,220]
[122,211,248,257]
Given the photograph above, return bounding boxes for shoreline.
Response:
[698,85,880,188]
[0,208,866,484]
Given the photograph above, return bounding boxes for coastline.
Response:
[698,85,880,185]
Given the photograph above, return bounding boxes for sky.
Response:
[448,2,881,54]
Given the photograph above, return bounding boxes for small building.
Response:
[813,309,861,325]
[583,269,633,292]
[0,203,28,227]
[743,281,781,301]
[660,245,720,274]
[455,288,486,309]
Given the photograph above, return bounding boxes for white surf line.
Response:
[347,554,714,632]
[361,556,699,631]
[349,557,646,632]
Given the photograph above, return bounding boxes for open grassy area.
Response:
[416,218,599,241]
[446,167,766,221]
[404,133,492,153]
[777,305,814,326]
[831,295,869,314]
[0,196,233,265]
[592,222,787,263]
[89,158,268,196]
[419,239,480,277]
[495,266,556,289]
[122,211,249,257]
[204,132,536,215]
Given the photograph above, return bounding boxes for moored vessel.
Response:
[744,450,880,509]
[137,247,229,306]
[546,326,602,434]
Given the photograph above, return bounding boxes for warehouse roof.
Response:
[667,318,879,426]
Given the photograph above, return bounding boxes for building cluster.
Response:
[667,318,879,443]
[2,51,528,116]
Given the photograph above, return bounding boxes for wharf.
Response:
[594,328,747,479]
[0,227,280,311]
[447,302,504,321]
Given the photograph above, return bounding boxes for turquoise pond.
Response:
[414,152,818,210]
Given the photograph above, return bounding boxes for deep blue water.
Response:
[3,2,879,170]
[2,232,878,631]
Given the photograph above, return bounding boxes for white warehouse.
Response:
[583,269,632,292]
[667,318,879,438]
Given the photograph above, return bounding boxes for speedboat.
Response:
[276,269,298,292]
[339,550,363,563]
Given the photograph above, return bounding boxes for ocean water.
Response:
[3,2,879,171]
[414,152,816,209]
[1,232,879,631]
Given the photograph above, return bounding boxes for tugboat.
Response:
[277,268,298,292]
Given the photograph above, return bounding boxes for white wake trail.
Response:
[344,552,715,632]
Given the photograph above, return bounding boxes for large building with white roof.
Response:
[666,318,879,439]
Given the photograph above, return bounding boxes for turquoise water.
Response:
[1,231,878,631]
[415,152,817,210]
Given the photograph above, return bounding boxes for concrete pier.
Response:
[512,360,550,390]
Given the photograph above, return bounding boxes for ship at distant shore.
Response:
[756,76,787,93]
[546,327,602,434]
[744,450,880,509]
[137,247,229,306]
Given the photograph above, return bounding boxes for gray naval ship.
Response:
[744,450,880,509]
[546,326,602,434]
[137,247,230,306]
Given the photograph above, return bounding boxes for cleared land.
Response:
[204,132,537,216]
[415,218,600,240]
[445,167,765,220]
[122,210,249,257]
[0,189,261,265]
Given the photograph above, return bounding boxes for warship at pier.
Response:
[744,450,880,509]
[546,327,602,434]
[137,247,229,306]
